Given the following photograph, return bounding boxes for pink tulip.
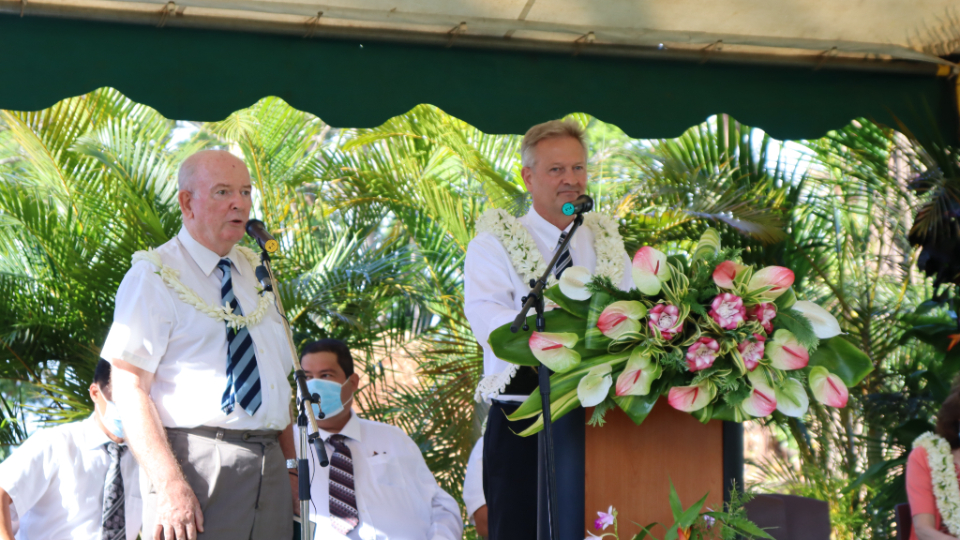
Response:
[685,337,720,372]
[809,366,849,408]
[748,302,777,334]
[648,303,684,340]
[632,246,672,296]
[596,301,646,340]
[766,329,809,370]
[668,382,716,412]
[528,332,581,373]
[712,261,748,290]
[709,293,746,330]
[747,266,795,301]
[738,334,766,371]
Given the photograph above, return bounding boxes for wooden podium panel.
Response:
[584,399,724,538]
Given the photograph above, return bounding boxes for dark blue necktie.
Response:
[554,232,573,278]
[218,258,262,416]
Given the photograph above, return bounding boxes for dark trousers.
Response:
[483,400,538,540]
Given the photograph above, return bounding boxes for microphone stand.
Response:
[510,212,584,540]
[254,249,328,540]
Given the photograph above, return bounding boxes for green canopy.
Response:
[1,12,957,141]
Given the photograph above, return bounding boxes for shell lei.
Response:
[914,432,960,536]
[473,208,627,401]
[132,245,274,329]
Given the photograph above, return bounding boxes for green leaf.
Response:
[614,380,662,425]
[668,479,683,521]
[630,522,661,540]
[677,491,710,528]
[808,336,873,387]
[489,309,600,366]
[773,308,819,352]
[544,284,590,319]
[724,516,776,539]
[509,353,630,420]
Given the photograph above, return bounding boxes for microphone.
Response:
[562,195,594,216]
[245,219,279,253]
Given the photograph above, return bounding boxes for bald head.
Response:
[177,150,253,256]
[178,150,248,193]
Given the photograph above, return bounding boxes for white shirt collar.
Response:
[522,205,574,245]
[81,414,114,450]
[315,410,362,443]
[177,227,244,277]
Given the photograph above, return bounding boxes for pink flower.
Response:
[766,330,809,371]
[709,293,746,330]
[685,337,720,372]
[596,301,646,340]
[528,332,581,373]
[747,266,795,301]
[632,246,672,295]
[809,367,849,408]
[615,350,661,396]
[738,334,766,371]
[594,506,615,531]
[748,302,777,334]
[648,303,684,340]
[667,382,716,412]
[712,261,748,290]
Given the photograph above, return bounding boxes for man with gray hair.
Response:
[464,120,634,539]
[102,150,297,540]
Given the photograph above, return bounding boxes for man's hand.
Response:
[473,505,489,538]
[154,478,204,540]
[289,472,300,516]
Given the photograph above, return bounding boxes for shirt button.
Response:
[270,384,275,390]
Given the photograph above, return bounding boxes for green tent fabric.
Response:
[1,14,957,141]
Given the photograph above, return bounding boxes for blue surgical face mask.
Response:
[99,400,125,440]
[305,378,352,419]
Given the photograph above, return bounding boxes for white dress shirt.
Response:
[101,227,294,430]
[294,411,463,540]
[462,438,485,522]
[0,416,141,540]
[464,207,634,401]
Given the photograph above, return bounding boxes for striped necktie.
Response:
[101,442,125,540]
[328,434,360,534]
[218,258,262,416]
[554,231,573,278]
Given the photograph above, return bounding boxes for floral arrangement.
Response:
[489,229,873,435]
[587,481,771,540]
[913,432,960,536]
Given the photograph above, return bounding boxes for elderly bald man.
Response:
[102,150,297,540]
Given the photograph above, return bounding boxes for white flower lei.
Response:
[132,245,274,329]
[914,432,960,536]
[475,208,626,286]
[473,208,627,401]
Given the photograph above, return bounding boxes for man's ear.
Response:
[520,166,533,191]
[347,373,361,393]
[89,382,101,406]
[178,190,193,219]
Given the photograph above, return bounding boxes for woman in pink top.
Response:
[906,384,960,540]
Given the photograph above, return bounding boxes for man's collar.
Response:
[82,414,114,450]
[177,227,244,277]
[316,410,362,443]
[522,205,574,242]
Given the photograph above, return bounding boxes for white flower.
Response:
[914,432,960,536]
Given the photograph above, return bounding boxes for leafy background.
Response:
[1,88,958,539]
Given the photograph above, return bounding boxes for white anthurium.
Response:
[791,301,842,339]
[766,329,810,370]
[809,366,849,408]
[615,349,662,396]
[597,301,647,340]
[741,370,777,417]
[775,378,810,417]
[632,246,671,296]
[577,363,613,407]
[528,332,581,373]
[559,266,594,301]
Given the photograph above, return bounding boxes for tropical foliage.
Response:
[1,89,957,539]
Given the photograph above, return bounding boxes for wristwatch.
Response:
[286,458,298,470]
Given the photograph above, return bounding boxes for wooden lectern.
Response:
[585,399,725,537]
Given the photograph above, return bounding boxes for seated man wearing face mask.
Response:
[0,360,142,540]
[292,339,463,539]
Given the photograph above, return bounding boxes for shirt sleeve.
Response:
[462,438,485,520]
[906,446,939,517]
[100,261,176,373]
[463,234,522,349]
[396,432,463,540]
[0,429,56,525]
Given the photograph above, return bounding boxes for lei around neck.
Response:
[475,208,626,286]
[914,432,960,536]
[132,244,273,329]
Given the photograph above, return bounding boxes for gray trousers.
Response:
[142,426,293,540]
